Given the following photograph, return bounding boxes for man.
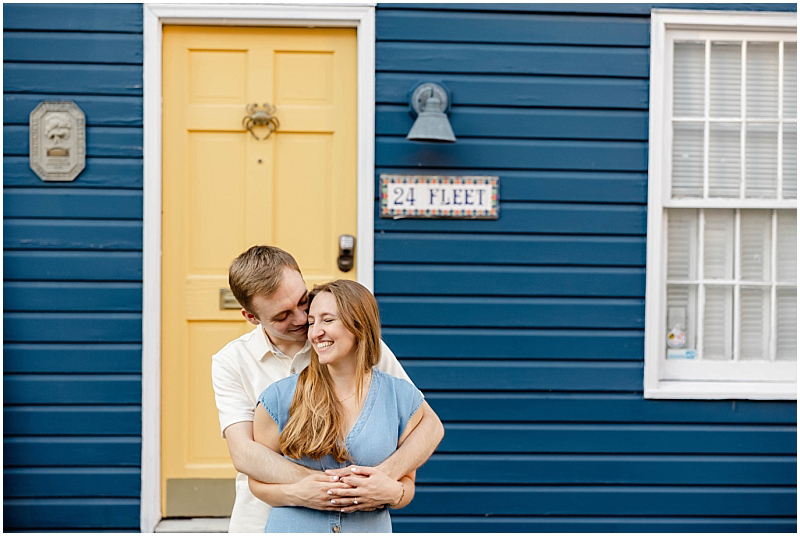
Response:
[212,245,444,532]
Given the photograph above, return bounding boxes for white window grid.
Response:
[645,10,797,400]
[664,208,796,381]
[665,30,797,208]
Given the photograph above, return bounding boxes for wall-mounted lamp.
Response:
[407,83,456,143]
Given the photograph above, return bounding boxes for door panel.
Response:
[161,25,357,516]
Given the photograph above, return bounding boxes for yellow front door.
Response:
[161,25,357,517]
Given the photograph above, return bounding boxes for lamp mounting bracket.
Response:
[410,83,449,117]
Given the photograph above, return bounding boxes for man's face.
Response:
[244,267,310,344]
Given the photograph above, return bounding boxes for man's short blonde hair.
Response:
[228,245,301,313]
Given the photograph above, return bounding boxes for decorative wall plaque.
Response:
[380,175,499,219]
[29,101,86,182]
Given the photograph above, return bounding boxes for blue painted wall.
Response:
[3,2,797,533]
[3,3,143,531]
[373,3,797,533]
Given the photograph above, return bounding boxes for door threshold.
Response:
[155,517,230,533]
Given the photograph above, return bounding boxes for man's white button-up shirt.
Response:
[211,324,414,533]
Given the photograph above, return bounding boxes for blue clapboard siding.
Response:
[4,94,143,125]
[377,107,649,140]
[4,313,143,343]
[418,454,796,485]
[4,125,143,158]
[4,282,142,311]
[403,486,796,516]
[3,499,140,531]
[375,234,647,265]
[375,265,646,296]
[4,32,142,64]
[4,437,142,467]
[5,156,144,189]
[377,11,651,46]
[4,468,141,497]
[4,251,143,281]
[381,3,798,14]
[4,375,142,404]
[4,220,143,250]
[377,43,650,78]
[4,64,143,96]
[392,517,797,533]
[2,3,142,32]
[4,189,143,219]
[375,203,647,234]
[384,328,643,359]
[375,4,797,533]
[377,73,650,108]
[5,407,142,435]
[425,393,797,423]
[3,4,143,532]
[4,344,142,373]
[379,297,645,328]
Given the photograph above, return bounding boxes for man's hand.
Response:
[285,473,355,511]
[324,466,403,513]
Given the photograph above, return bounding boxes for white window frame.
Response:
[645,9,797,400]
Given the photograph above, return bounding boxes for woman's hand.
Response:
[286,473,355,510]
[324,466,405,512]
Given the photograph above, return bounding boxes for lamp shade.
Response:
[407,83,456,142]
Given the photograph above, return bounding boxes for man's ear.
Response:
[241,308,260,326]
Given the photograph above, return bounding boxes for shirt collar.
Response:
[257,325,311,361]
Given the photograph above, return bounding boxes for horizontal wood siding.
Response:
[3,3,142,531]
[375,3,797,533]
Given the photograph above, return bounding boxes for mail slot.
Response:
[219,288,241,310]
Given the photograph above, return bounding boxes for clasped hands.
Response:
[288,465,401,513]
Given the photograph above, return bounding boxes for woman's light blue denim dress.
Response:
[257,368,423,533]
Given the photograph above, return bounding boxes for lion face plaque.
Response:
[29,101,86,182]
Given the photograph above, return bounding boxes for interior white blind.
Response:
[665,32,797,366]
[710,42,741,117]
[703,209,734,279]
[674,42,705,117]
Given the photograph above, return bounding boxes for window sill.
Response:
[645,380,797,400]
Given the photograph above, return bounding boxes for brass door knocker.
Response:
[242,103,280,140]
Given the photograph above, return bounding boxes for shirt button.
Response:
[332,526,340,533]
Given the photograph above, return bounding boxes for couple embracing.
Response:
[212,245,445,533]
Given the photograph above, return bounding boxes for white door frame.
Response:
[141,3,377,531]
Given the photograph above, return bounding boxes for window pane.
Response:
[745,123,778,198]
[739,286,771,360]
[710,42,741,118]
[776,287,797,361]
[747,42,779,118]
[784,42,797,119]
[667,284,696,352]
[674,41,705,117]
[709,122,741,197]
[667,209,698,280]
[776,210,797,283]
[673,122,704,197]
[703,285,733,360]
[704,210,735,279]
[784,122,797,199]
[740,209,772,282]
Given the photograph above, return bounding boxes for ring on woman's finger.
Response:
[354,499,358,505]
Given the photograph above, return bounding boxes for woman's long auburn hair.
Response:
[279,280,382,462]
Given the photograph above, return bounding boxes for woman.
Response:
[250,280,423,532]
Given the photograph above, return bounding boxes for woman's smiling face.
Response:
[307,291,357,366]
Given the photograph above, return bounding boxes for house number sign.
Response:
[29,101,86,182]
[380,175,498,219]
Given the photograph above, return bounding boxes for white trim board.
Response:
[141,4,377,532]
